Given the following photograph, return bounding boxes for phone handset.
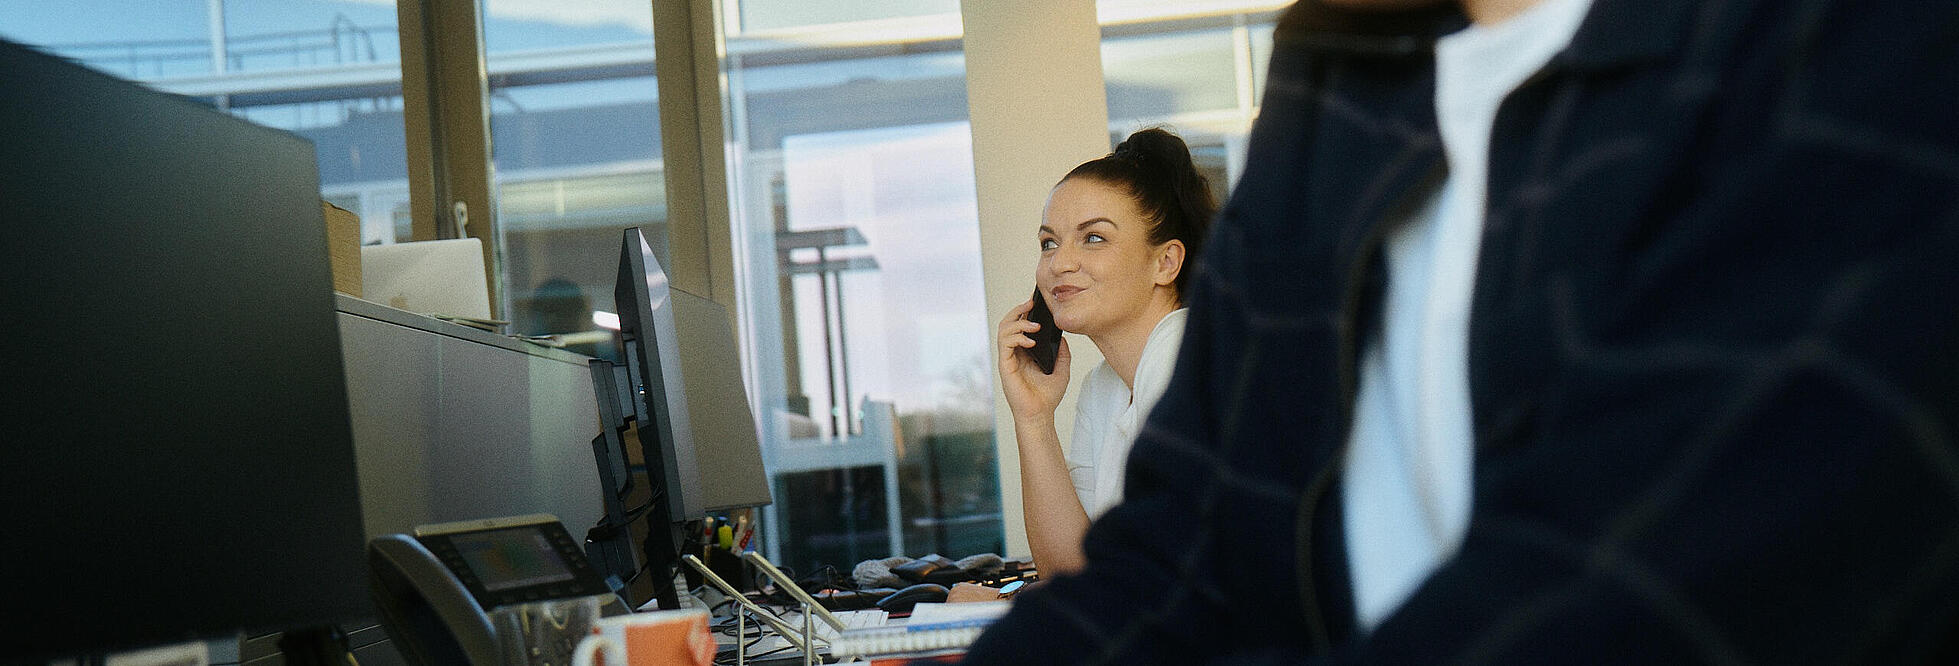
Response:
[1025,288,1063,375]
[368,534,502,665]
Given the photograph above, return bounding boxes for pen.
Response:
[703,517,716,558]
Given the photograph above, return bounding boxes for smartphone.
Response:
[1025,288,1063,375]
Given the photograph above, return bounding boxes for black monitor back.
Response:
[0,41,368,658]
[668,286,773,512]
[613,228,704,522]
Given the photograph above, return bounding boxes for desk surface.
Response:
[336,292,591,365]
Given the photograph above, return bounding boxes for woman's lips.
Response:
[1050,285,1084,302]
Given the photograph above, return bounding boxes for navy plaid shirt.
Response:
[966,0,1959,662]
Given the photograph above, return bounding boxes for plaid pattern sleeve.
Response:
[965,0,1959,663]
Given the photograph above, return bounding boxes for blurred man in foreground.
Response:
[965,0,1959,662]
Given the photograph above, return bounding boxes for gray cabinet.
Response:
[335,294,604,540]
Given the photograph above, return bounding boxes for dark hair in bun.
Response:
[1061,127,1216,301]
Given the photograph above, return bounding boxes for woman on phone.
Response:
[996,128,1216,576]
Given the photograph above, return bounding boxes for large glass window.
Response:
[1104,28,1240,120]
[735,0,958,33]
[1,1,411,244]
[721,5,997,574]
[1101,7,1279,194]
[4,3,219,79]
[480,0,665,352]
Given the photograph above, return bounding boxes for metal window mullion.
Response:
[396,0,501,318]
[652,0,737,306]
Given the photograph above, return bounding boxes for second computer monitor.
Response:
[604,228,773,610]
[614,227,704,523]
[668,286,773,512]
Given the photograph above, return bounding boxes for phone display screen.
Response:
[451,527,577,592]
[415,518,611,609]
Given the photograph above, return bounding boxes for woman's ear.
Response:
[1153,239,1186,287]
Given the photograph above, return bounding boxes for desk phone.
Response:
[368,514,617,665]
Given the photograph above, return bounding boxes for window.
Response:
[480,0,666,352]
[734,0,958,33]
[1,1,411,244]
[1101,8,1280,193]
[721,8,997,572]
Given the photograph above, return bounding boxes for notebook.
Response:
[826,601,1010,659]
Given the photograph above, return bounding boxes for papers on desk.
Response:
[906,601,1010,625]
[828,602,1011,660]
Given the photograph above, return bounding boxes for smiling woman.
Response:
[995,127,1216,576]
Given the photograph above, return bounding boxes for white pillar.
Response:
[961,0,1110,558]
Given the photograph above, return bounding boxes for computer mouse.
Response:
[875,582,949,614]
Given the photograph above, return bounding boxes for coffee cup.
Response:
[570,608,715,666]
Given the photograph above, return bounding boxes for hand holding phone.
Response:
[1025,288,1063,375]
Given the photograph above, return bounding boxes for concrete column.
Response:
[961,0,1109,558]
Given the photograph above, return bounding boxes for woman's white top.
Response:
[1067,308,1189,519]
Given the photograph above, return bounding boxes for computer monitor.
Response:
[585,359,641,591]
[667,286,773,513]
[1,39,368,659]
[603,229,776,609]
[612,227,704,609]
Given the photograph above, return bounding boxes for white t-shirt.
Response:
[1340,0,1595,632]
[1068,308,1189,519]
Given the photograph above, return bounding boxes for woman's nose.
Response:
[1048,246,1079,273]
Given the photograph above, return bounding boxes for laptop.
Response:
[360,238,493,320]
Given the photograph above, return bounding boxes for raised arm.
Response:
[997,298,1092,575]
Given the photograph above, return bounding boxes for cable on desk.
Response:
[586,488,661,539]
[714,613,802,666]
[706,599,817,664]
[716,642,797,666]
[713,629,776,665]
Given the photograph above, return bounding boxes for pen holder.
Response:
[707,547,752,592]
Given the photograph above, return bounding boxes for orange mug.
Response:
[570,608,715,666]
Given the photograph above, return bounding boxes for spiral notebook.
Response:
[827,602,1011,659]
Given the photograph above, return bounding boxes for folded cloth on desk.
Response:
[855,556,913,589]
[854,553,1005,589]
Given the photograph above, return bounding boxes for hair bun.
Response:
[1113,127,1191,169]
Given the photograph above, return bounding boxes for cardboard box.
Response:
[322,201,362,297]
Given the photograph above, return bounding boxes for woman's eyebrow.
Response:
[1039,217,1115,237]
